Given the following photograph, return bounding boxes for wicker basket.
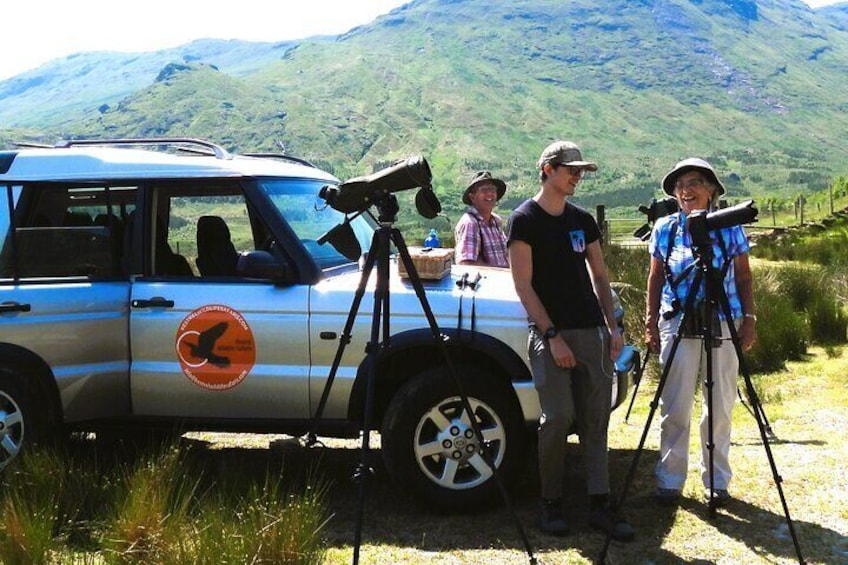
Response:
[398,246,454,280]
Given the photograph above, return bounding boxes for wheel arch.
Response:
[347,328,531,426]
[0,342,63,429]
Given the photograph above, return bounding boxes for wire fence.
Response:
[601,193,848,246]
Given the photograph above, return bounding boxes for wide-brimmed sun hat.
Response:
[661,157,726,196]
[463,170,507,205]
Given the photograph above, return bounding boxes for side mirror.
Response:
[236,250,287,280]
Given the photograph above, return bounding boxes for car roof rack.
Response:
[241,152,317,169]
[52,137,232,160]
[14,141,54,149]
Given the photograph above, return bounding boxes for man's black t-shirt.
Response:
[506,199,605,330]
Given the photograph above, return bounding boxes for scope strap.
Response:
[470,291,477,338]
[457,293,464,331]
[663,218,694,291]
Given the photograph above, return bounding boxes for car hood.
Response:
[318,262,518,297]
[314,259,626,326]
[313,262,528,322]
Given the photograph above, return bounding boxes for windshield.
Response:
[259,178,375,270]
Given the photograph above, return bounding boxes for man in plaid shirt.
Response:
[454,170,509,267]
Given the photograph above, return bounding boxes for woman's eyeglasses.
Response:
[674,177,708,191]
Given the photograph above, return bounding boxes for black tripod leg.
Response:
[737,385,778,441]
[599,269,704,563]
[352,229,391,565]
[715,291,805,563]
[307,231,379,445]
[625,349,650,423]
[392,230,538,565]
[702,300,719,518]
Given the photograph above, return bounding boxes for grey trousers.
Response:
[529,326,614,500]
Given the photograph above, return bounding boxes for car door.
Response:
[128,181,312,420]
[0,183,134,423]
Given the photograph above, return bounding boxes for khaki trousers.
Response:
[656,316,739,491]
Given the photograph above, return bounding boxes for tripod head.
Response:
[633,197,679,240]
[375,193,400,224]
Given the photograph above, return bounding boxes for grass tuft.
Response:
[0,438,330,564]
[0,449,65,564]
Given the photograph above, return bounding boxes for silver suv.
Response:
[0,138,637,510]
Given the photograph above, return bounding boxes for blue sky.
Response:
[0,0,842,81]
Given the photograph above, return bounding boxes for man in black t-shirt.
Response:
[506,140,634,541]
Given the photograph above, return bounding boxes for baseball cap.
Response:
[537,140,598,172]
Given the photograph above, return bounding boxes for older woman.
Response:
[644,158,757,507]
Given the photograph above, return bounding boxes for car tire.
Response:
[0,371,37,472]
[381,364,527,512]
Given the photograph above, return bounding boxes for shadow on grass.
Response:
[685,495,847,565]
[248,436,845,565]
[63,432,846,564]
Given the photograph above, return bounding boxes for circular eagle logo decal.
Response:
[175,305,256,390]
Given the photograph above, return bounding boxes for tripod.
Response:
[598,237,805,563]
[306,194,537,565]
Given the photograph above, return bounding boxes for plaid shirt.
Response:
[648,212,750,320]
[454,208,509,267]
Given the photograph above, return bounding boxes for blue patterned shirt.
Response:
[648,212,750,320]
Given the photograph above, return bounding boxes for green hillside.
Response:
[4,0,848,233]
[0,39,297,127]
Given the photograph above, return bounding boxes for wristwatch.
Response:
[542,327,558,340]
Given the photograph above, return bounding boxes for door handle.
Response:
[0,301,32,313]
[131,297,175,309]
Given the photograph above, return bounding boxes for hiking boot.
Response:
[538,498,569,536]
[705,488,731,508]
[587,506,636,542]
[654,487,681,507]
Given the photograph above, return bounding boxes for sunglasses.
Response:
[555,164,585,178]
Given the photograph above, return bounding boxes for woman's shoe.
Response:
[654,487,681,506]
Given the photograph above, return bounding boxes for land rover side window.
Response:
[0,184,136,279]
[0,185,13,282]
[150,184,276,278]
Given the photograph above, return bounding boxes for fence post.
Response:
[830,184,835,215]
[596,205,607,244]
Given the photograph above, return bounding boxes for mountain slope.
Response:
[0,39,299,127]
[4,0,848,221]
